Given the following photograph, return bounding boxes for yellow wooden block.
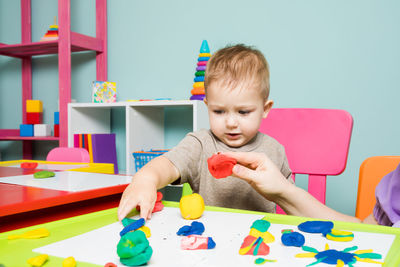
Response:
[26,100,43,113]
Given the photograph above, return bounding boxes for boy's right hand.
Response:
[118,177,157,221]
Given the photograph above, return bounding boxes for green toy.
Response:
[33,171,55,179]
[117,230,153,266]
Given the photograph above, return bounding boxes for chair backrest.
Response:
[259,108,353,206]
[355,156,400,220]
[46,147,90,163]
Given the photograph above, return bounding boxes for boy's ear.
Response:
[203,97,208,106]
[262,100,274,118]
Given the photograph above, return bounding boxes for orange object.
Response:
[355,156,400,220]
[191,87,205,95]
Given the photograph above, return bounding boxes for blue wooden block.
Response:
[54,111,59,124]
[20,124,34,137]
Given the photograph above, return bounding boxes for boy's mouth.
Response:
[226,133,241,140]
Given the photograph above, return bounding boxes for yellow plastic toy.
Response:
[7,228,50,240]
[27,254,48,267]
[62,256,76,267]
[179,193,205,220]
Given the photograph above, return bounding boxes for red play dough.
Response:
[20,162,38,169]
[240,235,270,255]
[207,153,237,178]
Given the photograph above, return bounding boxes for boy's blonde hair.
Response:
[204,44,270,99]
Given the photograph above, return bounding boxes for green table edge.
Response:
[1,201,399,267]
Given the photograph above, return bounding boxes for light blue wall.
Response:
[1,0,399,216]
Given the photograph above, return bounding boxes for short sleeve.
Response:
[163,133,203,186]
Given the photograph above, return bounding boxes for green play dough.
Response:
[33,171,55,179]
[122,218,136,227]
[117,230,153,266]
[251,219,271,232]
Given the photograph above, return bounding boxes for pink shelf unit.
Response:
[0,0,108,159]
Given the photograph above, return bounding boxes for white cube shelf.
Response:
[68,100,209,174]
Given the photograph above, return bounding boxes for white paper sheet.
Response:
[0,171,131,192]
[34,207,395,266]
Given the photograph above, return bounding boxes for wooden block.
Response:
[26,112,42,124]
[26,100,43,113]
[54,124,59,137]
[20,124,34,137]
[34,124,51,137]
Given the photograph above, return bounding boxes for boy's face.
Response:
[204,81,273,148]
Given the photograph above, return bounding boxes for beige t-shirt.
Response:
[164,129,292,213]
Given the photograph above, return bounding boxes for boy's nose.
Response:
[226,115,238,128]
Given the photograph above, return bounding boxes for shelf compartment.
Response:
[0,32,103,58]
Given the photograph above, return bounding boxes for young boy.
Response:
[118,44,292,221]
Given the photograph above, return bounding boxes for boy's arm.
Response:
[118,155,180,221]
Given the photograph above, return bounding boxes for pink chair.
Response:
[259,108,353,213]
[46,147,90,163]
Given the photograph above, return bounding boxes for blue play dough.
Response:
[177,221,205,236]
[298,221,334,234]
[281,232,305,247]
[315,249,356,265]
[120,218,145,237]
[207,237,216,249]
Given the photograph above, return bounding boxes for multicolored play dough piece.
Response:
[239,216,274,256]
[8,228,50,240]
[298,220,334,234]
[296,243,383,266]
[324,229,354,242]
[117,230,153,266]
[177,221,205,236]
[281,229,305,247]
[181,235,216,250]
[254,258,277,265]
[189,40,211,101]
[27,254,48,267]
[207,153,237,178]
[33,170,55,179]
[62,256,76,267]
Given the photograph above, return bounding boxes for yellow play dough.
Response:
[27,254,48,267]
[62,256,76,267]
[179,193,205,220]
[137,225,151,238]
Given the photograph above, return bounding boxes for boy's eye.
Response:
[213,110,224,114]
[239,110,250,115]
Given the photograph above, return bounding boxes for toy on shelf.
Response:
[74,133,119,174]
[54,111,59,137]
[20,100,52,137]
[190,40,211,101]
[92,81,116,103]
[40,17,58,42]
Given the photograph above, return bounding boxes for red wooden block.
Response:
[26,112,42,124]
[54,124,59,137]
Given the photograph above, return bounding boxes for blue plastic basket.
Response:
[132,150,169,171]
